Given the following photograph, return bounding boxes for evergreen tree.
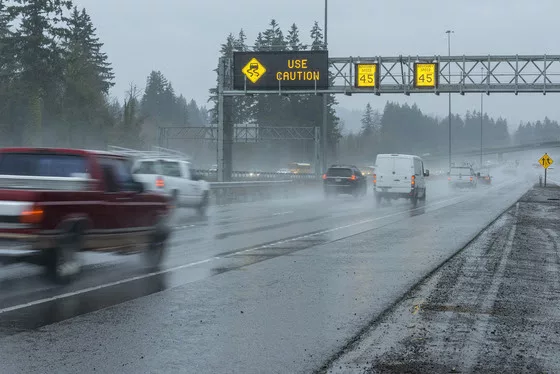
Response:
[360,103,376,136]
[141,70,172,125]
[208,31,253,125]
[60,6,114,147]
[6,0,72,145]
[0,0,17,138]
[286,23,304,51]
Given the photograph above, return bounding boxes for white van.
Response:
[373,154,429,206]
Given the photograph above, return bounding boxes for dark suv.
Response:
[323,165,367,198]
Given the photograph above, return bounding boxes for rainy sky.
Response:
[74,0,560,130]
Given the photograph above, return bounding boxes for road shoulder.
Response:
[324,184,560,373]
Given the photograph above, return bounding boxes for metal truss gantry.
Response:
[223,55,560,95]
[158,126,318,144]
[216,54,560,181]
[160,125,321,176]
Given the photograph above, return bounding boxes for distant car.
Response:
[449,166,477,189]
[248,169,262,177]
[373,154,428,206]
[276,168,291,174]
[323,165,367,198]
[477,169,492,185]
[359,166,375,176]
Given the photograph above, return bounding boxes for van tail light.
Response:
[411,175,415,186]
[20,204,44,224]
[156,176,164,188]
[373,173,377,185]
[322,174,327,180]
[350,174,356,181]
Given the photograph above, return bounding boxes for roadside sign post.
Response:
[538,153,554,187]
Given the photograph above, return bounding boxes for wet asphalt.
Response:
[325,184,560,374]
[0,175,535,373]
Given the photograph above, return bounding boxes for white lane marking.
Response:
[0,257,217,314]
[0,180,517,315]
[272,211,294,216]
[227,195,465,256]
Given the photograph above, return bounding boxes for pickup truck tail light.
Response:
[20,204,44,224]
[155,176,164,188]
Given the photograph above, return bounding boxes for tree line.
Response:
[0,0,207,150]
[338,101,520,165]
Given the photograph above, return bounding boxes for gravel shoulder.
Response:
[324,184,560,374]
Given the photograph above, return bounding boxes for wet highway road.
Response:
[0,176,533,373]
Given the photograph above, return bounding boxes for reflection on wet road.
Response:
[0,176,534,373]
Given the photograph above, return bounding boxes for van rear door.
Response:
[376,156,413,192]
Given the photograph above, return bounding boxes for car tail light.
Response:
[373,173,377,185]
[20,204,44,224]
[470,176,473,181]
[448,177,451,181]
[350,174,356,181]
[411,175,415,186]
[156,176,164,188]
[322,174,327,180]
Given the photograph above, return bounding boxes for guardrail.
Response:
[196,170,317,182]
[208,179,320,205]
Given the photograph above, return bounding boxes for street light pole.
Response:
[480,67,484,168]
[321,0,328,173]
[446,30,454,170]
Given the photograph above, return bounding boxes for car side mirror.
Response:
[424,170,430,177]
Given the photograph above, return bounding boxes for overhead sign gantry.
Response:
[214,53,560,181]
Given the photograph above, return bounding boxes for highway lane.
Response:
[0,178,463,313]
[0,175,533,373]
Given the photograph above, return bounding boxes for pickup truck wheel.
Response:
[197,191,209,216]
[46,230,83,284]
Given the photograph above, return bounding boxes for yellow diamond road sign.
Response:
[538,153,554,169]
[241,58,266,84]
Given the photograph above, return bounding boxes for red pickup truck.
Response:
[0,147,172,283]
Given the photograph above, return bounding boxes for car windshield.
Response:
[0,153,88,177]
[327,168,352,177]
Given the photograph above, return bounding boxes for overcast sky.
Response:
[74,0,560,129]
